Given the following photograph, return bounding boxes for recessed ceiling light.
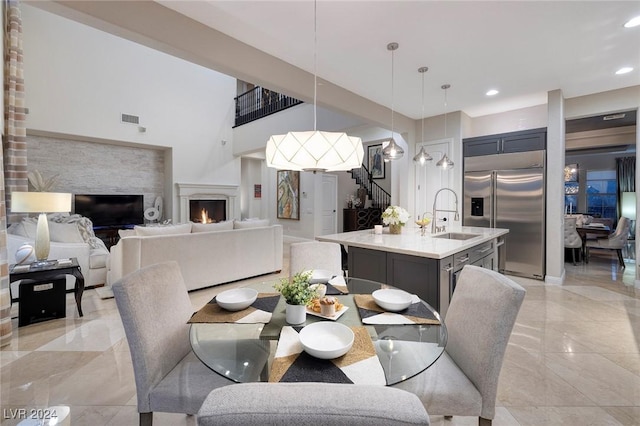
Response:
[624,15,640,28]
[486,89,499,96]
[616,67,634,75]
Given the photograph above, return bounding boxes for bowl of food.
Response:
[372,289,413,312]
[215,288,258,311]
[298,322,354,359]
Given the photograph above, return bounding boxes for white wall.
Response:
[22,5,238,221]
[466,104,548,137]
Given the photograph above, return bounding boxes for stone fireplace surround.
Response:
[177,183,239,224]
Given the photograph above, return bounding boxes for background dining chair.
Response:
[112,261,233,426]
[289,241,343,277]
[586,216,630,268]
[393,265,525,426]
[564,217,583,265]
[197,382,431,425]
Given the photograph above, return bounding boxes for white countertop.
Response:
[317,225,509,259]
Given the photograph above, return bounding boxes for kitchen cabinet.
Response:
[463,128,546,157]
[347,238,496,315]
[348,247,440,310]
[319,226,507,317]
[343,208,382,232]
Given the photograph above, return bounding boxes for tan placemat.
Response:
[354,294,440,325]
[188,292,280,324]
[269,325,385,385]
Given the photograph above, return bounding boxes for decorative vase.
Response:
[389,224,402,234]
[285,303,306,325]
[15,243,35,265]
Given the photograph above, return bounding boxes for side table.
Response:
[9,258,85,318]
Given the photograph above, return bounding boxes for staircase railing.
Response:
[234,86,303,127]
[350,164,391,210]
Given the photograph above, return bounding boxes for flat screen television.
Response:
[74,194,144,227]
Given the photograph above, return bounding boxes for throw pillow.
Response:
[6,222,28,237]
[20,218,38,239]
[191,221,234,233]
[48,213,100,248]
[233,219,270,229]
[134,222,192,236]
[49,222,85,244]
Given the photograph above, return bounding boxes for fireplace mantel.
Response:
[177,183,239,223]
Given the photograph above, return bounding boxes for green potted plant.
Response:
[274,271,317,324]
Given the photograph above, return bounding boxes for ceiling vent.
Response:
[121,113,140,125]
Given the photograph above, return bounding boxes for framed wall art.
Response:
[368,144,385,179]
[277,170,300,220]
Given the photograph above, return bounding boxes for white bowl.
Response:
[299,322,354,359]
[216,288,258,311]
[309,283,327,298]
[372,289,413,312]
[306,269,334,284]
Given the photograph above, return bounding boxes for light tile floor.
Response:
[0,244,638,425]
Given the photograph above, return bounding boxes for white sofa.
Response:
[7,214,110,296]
[107,221,283,291]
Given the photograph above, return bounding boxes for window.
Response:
[586,170,617,220]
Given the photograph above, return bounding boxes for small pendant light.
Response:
[436,84,454,169]
[382,42,404,162]
[413,66,433,165]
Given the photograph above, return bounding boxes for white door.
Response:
[415,139,453,221]
[321,174,338,235]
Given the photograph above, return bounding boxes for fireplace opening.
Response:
[189,200,226,223]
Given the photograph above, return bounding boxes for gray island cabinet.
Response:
[317,226,509,317]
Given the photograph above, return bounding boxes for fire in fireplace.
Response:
[189,200,226,223]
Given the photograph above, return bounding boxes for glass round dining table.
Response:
[189,276,447,386]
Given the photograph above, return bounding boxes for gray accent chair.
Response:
[393,265,525,425]
[112,261,233,426]
[197,382,430,425]
[290,241,343,277]
[586,216,630,268]
[564,217,583,265]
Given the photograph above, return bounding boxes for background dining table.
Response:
[189,276,447,386]
[575,224,611,256]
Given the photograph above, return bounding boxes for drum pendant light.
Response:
[265,1,363,172]
[381,42,404,162]
[413,66,433,165]
[436,84,454,169]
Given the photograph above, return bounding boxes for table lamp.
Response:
[11,192,72,265]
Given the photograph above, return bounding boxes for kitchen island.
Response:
[317,226,509,317]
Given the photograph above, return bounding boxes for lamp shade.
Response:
[266,130,364,172]
[11,192,72,213]
[381,138,404,162]
[621,192,636,219]
[436,154,454,169]
[413,146,433,165]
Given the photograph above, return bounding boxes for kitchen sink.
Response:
[432,232,480,240]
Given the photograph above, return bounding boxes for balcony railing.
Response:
[234,86,303,127]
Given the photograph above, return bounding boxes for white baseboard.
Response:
[545,269,565,285]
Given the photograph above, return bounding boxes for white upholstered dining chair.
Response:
[197,382,431,425]
[586,216,630,268]
[289,241,343,277]
[112,261,233,426]
[564,217,583,265]
[393,265,525,426]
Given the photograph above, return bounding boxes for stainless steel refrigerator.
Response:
[463,150,545,279]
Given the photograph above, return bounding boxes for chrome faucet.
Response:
[432,188,460,233]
